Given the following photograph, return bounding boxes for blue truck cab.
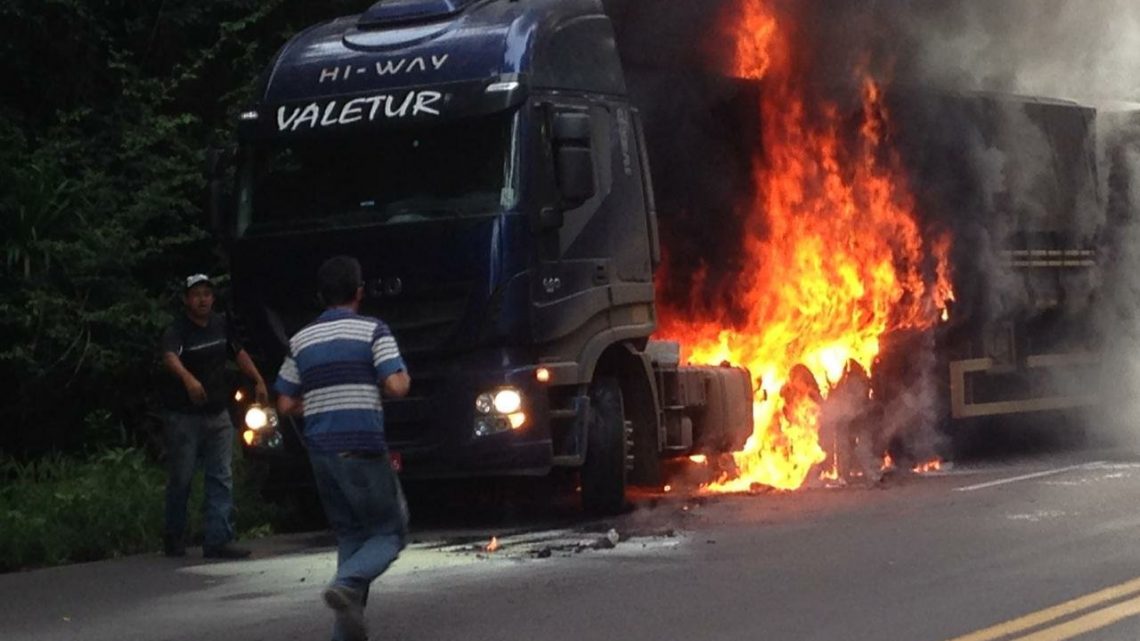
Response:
[214,0,754,513]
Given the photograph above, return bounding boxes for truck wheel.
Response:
[581,377,629,515]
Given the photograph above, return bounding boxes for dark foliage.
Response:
[0,1,365,455]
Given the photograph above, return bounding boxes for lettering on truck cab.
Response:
[276,91,444,132]
[318,54,450,83]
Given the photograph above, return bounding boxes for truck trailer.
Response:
[208,0,756,513]
[890,91,1114,430]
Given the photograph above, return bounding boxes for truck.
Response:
[207,0,1134,502]
[207,0,756,513]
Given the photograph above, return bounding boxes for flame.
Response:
[485,536,500,553]
[689,454,708,464]
[881,453,895,471]
[659,0,953,493]
[912,459,942,474]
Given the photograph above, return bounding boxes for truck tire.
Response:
[581,377,628,515]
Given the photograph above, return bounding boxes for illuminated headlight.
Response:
[475,389,523,415]
[492,389,522,414]
[473,388,526,437]
[244,405,277,431]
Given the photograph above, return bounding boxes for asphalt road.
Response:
[4,445,1140,641]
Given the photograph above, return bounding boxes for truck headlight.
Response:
[473,388,526,437]
[492,389,522,414]
[244,405,278,431]
[475,388,523,415]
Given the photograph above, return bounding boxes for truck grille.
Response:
[363,281,472,356]
[383,376,443,446]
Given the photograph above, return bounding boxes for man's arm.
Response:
[235,349,269,405]
[382,370,411,398]
[372,322,410,398]
[274,354,303,416]
[224,318,268,405]
[162,351,207,405]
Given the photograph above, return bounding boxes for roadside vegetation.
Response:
[0,414,281,572]
[1,1,361,571]
[0,445,281,572]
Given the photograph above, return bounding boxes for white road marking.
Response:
[1006,510,1069,522]
[954,462,1104,492]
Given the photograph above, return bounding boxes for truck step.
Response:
[552,455,584,467]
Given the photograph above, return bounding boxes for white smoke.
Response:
[903,0,1140,104]
[898,0,1140,448]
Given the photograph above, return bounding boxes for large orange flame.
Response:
[657,0,953,492]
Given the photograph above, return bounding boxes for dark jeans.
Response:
[309,451,408,641]
[163,410,235,547]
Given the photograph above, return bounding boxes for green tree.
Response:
[0,0,366,454]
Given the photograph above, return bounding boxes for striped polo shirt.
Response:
[274,308,406,453]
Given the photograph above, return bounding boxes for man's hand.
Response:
[382,370,411,398]
[184,376,207,405]
[254,380,269,406]
[277,394,303,417]
[163,352,208,405]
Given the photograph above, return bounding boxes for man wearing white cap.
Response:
[158,273,267,558]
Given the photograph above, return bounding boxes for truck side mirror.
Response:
[204,146,236,235]
[555,147,595,205]
[551,111,595,207]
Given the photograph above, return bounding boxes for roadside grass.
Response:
[0,446,280,572]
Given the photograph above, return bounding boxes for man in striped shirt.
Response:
[275,255,410,641]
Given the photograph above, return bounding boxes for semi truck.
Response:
[207,0,756,513]
[207,0,1133,504]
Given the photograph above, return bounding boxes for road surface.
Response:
[3,448,1140,641]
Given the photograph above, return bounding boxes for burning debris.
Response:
[912,459,944,474]
[655,0,954,492]
[453,528,669,560]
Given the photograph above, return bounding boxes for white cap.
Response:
[184,273,212,290]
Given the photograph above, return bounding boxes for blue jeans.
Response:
[309,451,408,641]
[163,410,235,547]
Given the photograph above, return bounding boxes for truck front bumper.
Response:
[383,364,559,479]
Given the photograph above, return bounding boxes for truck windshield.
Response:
[236,113,516,235]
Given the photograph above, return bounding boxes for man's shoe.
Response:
[202,543,252,559]
[323,584,367,641]
[163,535,186,558]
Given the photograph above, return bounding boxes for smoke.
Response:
[1091,116,1140,445]
[792,0,1140,453]
[887,0,1140,448]
[896,0,1140,104]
